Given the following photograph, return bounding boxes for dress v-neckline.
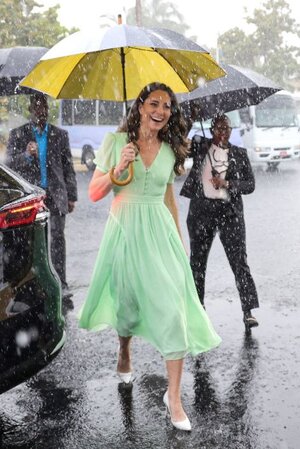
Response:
[138,142,163,170]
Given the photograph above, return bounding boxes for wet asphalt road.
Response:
[1,161,300,449]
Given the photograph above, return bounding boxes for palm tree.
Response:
[127,0,190,36]
[136,0,142,26]
[98,14,118,29]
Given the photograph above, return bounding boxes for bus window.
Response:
[293,94,300,126]
[98,102,123,125]
[255,94,298,127]
[74,100,97,125]
[239,107,252,126]
[61,100,73,126]
[58,99,124,171]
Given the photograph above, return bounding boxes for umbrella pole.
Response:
[199,119,211,152]
[121,47,128,113]
[200,119,206,138]
[109,47,134,187]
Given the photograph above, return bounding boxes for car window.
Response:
[0,169,26,208]
[0,189,24,208]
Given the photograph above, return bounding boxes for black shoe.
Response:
[62,285,73,299]
[243,311,259,331]
[62,295,74,311]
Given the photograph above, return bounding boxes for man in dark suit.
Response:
[180,114,259,330]
[6,93,78,304]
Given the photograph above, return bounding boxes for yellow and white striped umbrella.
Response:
[20,24,226,101]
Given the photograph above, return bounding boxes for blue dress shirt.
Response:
[32,124,48,188]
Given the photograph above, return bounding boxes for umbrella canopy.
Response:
[20,24,226,102]
[177,63,282,121]
[0,46,48,96]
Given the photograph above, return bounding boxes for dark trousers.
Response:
[49,213,67,288]
[187,198,259,312]
[45,193,67,288]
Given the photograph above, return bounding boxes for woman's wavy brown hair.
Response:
[118,82,189,176]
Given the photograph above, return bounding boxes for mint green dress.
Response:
[79,132,221,359]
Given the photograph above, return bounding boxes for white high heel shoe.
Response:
[117,371,133,384]
[163,391,192,431]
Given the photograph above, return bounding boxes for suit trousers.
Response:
[187,198,259,312]
[45,192,67,288]
[49,213,67,288]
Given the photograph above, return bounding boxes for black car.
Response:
[0,163,65,394]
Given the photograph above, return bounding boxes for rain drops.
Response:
[15,327,39,350]
[197,77,206,88]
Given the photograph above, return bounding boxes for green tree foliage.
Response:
[0,0,77,47]
[218,0,300,89]
[126,0,190,37]
[0,0,78,135]
[217,28,255,67]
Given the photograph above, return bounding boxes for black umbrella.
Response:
[0,46,48,96]
[178,63,282,123]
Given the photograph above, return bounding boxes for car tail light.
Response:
[0,196,46,230]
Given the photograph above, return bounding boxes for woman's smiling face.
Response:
[139,90,172,133]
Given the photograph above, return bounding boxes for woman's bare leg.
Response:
[165,359,188,422]
[117,336,132,373]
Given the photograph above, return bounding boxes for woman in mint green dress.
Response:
[79,82,221,431]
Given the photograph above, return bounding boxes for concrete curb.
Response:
[0,150,88,173]
[73,158,88,173]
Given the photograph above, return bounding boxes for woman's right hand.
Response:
[114,143,137,178]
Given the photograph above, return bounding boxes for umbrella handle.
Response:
[109,162,134,186]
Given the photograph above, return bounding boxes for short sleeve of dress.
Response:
[94,132,116,173]
[168,169,176,184]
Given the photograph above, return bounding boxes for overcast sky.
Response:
[40,0,300,48]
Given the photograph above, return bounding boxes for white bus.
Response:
[58,100,124,170]
[293,93,300,125]
[239,91,300,170]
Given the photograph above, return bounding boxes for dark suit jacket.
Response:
[6,122,78,214]
[180,136,255,216]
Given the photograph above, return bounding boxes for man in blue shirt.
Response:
[7,93,78,306]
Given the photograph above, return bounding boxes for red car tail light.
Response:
[0,197,46,230]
